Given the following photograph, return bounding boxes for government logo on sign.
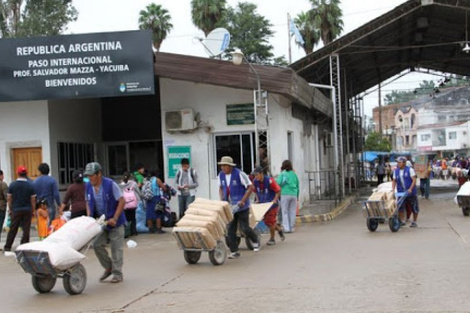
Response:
[119,83,126,92]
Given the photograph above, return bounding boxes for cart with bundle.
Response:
[363,191,408,232]
[173,198,232,266]
[456,181,470,216]
[14,216,104,295]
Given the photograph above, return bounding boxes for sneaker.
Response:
[110,276,123,283]
[228,251,241,259]
[400,222,406,226]
[267,239,276,246]
[99,269,112,282]
[278,226,285,241]
[156,228,166,234]
[410,222,418,228]
[253,241,261,252]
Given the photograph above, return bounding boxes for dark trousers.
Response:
[178,195,195,219]
[228,209,258,252]
[124,209,137,235]
[4,210,32,250]
[0,210,5,241]
[377,174,385,185]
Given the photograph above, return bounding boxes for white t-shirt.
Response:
[217,171,252,188]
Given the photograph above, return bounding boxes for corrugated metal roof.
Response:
[291,0,470,97]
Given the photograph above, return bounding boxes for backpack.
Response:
[141,179,154,201]
[123,185,138,209]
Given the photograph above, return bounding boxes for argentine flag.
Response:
[289,18,305,45]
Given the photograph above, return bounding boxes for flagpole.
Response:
[287,13,292,64]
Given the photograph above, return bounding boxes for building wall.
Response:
[159,78,317,207]
[0,101,50,182]
[48,98,103,184]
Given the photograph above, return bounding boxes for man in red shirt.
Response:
[250,166,285,246]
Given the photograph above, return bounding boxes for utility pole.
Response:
[378,82,383,137]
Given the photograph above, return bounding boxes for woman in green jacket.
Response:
[276,160,299,233]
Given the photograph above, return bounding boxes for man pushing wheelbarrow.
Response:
[392,156,420,228]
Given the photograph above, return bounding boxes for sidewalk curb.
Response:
[296,193,359,224]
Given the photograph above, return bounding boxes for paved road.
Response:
[1,184,470,313]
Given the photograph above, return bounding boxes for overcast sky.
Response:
[67,0,438,118]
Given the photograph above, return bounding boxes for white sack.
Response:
[16,242,85,271]
[457,182,470,197]
[44,216,102,250]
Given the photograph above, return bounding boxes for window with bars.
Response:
[58,142,94,185]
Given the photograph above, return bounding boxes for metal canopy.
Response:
[291,0,470,97]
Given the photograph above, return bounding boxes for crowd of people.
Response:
[0,155,300,282]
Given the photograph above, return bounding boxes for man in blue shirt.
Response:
[33,163,61,223]
[4,166,36,251]
[85,162,126,283]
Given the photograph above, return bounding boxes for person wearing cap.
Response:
[4,166,36,252]
[392,156,419,228]
[0,170,8,240]
[84,162,126,283]
[33,163,61,224]
[218,156,260,259]
[250,166,284,246]
[59,169,87,219]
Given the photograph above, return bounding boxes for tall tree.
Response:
[223,2,274,64]
[191,0,227,37]
[0,0,77,38]
[364,132,391,152]
[294,11,320,55]
[309,0,343,45]
[138,3,173,52]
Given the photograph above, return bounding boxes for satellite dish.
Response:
[201,28,230,57]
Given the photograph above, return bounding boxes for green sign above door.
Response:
[226,103,254,125]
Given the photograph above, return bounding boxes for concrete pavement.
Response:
[1,183,470,312]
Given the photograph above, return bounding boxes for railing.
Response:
[306,170,341,205]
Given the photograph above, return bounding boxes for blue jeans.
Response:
[419,178,430,199]
[280,195,297,232]
[178,195,195,219]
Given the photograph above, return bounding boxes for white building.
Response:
[0,52,335,208]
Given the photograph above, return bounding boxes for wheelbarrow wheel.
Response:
[32,274,56,293]
[209,240,227,266]
[245,229,261,250]
[184,251,202,264]
[462,207,470,216]
[389,216,401,232]
[367,218,379,232]
[63,263,87,295]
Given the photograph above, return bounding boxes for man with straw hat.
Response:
[218,156,260,259]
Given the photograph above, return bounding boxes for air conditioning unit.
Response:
[325,132,334,147]
[165,109,196,132]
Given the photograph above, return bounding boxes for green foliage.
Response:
[138,3,173,52]
[364,132,391,152]
[270,55,289,66]
[309,0,343,45]
[0,0,77,38]
[294,11,320,55]
[222,2,274,64]
[191,0,227,37]
[384,80,435,105]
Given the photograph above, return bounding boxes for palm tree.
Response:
[294,11,320,55]
[138,3,173,52]
[191,0,227,37]
[309,0,343,45]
